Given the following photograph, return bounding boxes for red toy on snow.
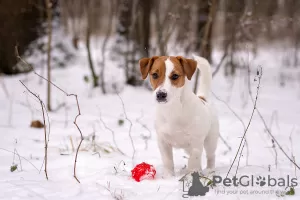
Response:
[131,162,156,182]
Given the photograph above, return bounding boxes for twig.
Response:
[289,126,297,177]
[226,66,262,178]
[218,134,232,152]
[99,112,125,155]
[102,181,125,200]
[212,91,248,163]
[257,107,300,170]
[20,81,49,180]
[12,140,23,172]
[16,46,83,183]
[0,76,9,98]
[136,110,152,150]
[212,40,231,78]
[0,147,39,172]
[246,63,300,171]
[73,97,83,183]
[14,149,23,171]
[271,139,278,168]
[116,93,135,163]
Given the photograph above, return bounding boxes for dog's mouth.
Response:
[156,99,168,104]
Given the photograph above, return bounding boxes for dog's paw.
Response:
[202,168,215,176]
[179,167,189,176]
[162,170,174,179]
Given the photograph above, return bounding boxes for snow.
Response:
[1,32,300,200]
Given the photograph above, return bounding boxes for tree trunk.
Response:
[45,0,52,111]
[86,25,98,87]
[193,0,217,93]
[140,0,151,58]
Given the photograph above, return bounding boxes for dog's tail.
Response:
[193,55,212,101]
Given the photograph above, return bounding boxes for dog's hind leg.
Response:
[204,121,219,170]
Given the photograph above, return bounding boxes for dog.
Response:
[139,55,219,177]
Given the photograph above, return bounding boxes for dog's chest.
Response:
[156,116,193,148]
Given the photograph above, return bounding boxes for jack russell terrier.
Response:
[139,55,219,177]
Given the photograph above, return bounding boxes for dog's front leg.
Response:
[187,142,204,173]
[157,138,174,177]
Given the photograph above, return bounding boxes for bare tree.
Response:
[45,0,53,111]
[84,1,99,88]
[193,0,218,93]
[99,0,116,94]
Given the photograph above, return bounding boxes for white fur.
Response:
[154,55,219,177]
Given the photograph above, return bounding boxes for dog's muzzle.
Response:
[156,90,167,103]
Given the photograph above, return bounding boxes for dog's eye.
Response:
[152,73,159,79]
[171,74,179,80]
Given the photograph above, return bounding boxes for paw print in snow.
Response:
[256,176,266,186]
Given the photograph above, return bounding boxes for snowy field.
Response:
[1,34,300,199]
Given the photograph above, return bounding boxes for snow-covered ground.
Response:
[1,33,300,200]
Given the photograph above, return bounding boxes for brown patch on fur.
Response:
[176,56,197,80]
[139,56,197,90]
[139,56,168,90]
[149,56,168,90]
[169,57,185,88]
[139,56,159,80]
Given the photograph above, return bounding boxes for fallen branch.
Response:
[16,46,83,183]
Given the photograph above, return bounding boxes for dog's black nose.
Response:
[156,91,167,102]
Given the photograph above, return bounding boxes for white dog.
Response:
[139,55,219,177]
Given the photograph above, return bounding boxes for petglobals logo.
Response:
[212,175,298,187]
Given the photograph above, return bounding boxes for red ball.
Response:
[131,162,156,182]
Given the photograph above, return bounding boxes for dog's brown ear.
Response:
[176,56,197,80]
[139,56,159,79]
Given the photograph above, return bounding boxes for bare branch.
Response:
[0,148,38,172]
[16,46,83,183]
[99,111,125,155]
[212,91,248,163]
[0,75,9,97]
[246,62,300,171]
[226,66,262,178]
[289,126,297,177]
[218,134,232,153]
[20,81,49,180]
[101,181,125,200]
[116,93,135,163]
[14,149,23,171]
[136,110,152,150]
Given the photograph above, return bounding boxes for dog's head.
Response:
[139,56,197,104]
